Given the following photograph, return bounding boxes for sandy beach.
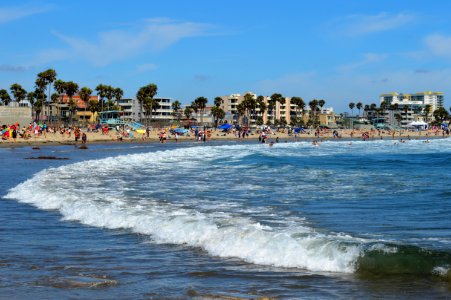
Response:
[0,127,448,148]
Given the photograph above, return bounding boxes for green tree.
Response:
[290,96,305,126]
[64,81,79,125]
[10,83,27,105]
[78,87,93,124]
[136,83,158,124]
[318,99,325,113]
[0,89,11,106]
[193,96,208,125]
[211,106,225,127]
[36,69,57,121]
[214,97,223,108]
[171,100,182,122]
[33,89,46,122]
[88,99,99,122]
[54,79,66,121]
[433,107,449,122]
[348,102,355,116]
[356,102,362,117]
[95,84,107,112]
[114,87,123,105]
[423,104,432,123]
[184,107,193,120]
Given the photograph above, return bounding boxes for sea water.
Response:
[1,138,450,299]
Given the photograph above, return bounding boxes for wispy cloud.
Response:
[0,3,52,23]
[337,53,387,72]
[0,64,29,72]
[194,74,210,81]
[333,12,415,37]
[424,34,451,59]
[47,18,213,66]
[136,63,157,73]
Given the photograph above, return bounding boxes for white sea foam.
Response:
[7,140,449,273]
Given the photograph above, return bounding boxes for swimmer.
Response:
[269,141,274,147]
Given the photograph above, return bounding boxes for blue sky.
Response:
[1,0,451,111]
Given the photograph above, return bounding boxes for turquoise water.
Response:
[1,139,451,299]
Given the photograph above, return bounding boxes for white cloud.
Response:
[0,3,52,23]
[136,63,157,72]
[424,34,451,59]
[334,12,415,37]
[49,18,212,66]
[338,53,387,72]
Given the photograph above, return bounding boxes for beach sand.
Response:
[0,128,448,148]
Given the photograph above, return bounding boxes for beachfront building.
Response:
[121,97,175,124]
[219,92,337,128]
[59,95,100,124]
[379,91,444,127]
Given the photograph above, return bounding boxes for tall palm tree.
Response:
[308,99,319,127]
[88,99,99,119]
[33,89,46,122]
[10,83,27,106]
[184,107,193,120]
[136,83,158,124]
[95,84,107,112]
[423,104,432,123]
[193,96,208,125]
[78,87,93,124]
[36,69,57,122]
[348,102,355,116]
[269,93,283,124]
[104,85,115,110]
[256,95,267,122]
[171,100,182,123]
[114,87,123,106]
[318,99,325,113]
[356,102,362,117]
[54,79,66,122]
[290,96,304,126]
[0,89,11,106]
[64,81,79,125]
[214,96,223,108]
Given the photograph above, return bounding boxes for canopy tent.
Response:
[218,123,232,130]
[407,121,428,130]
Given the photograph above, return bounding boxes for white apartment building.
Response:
[380,91,444,112]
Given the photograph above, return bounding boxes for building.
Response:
[380,91,444,113]
[219,92,336,127]
[117,97,176,123]
[379,91,445,127]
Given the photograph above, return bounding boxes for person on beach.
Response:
[81,132,87,144]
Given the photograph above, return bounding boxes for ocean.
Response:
[1,138,450,299]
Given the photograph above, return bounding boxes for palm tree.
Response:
[10,83,27,106]
[171,100,182,123]
[184,107,193,120]
[214,96,223,108]
[242,93,256,126]
[394,113,402,127]
[356,102,362,117]
[95,84,107,112]
[33,89,46,122]
[318,99,325,113]
[88,99,99,117]
[290,96,304,126]
[256,95,267,122]
[193,96,208,125]
[64,81,79,125]
[423,104,432,123]
[269,93,283,124]
[78,87,93,124]
[114,87,123,106]
[136,83,157,124]
[348,102,355,116]
[211,106,225,127]
[308,99,319,127]
[53,79,66,122]
[0,89,11,106]
[36,69,57,122]
[104,85,115,110]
